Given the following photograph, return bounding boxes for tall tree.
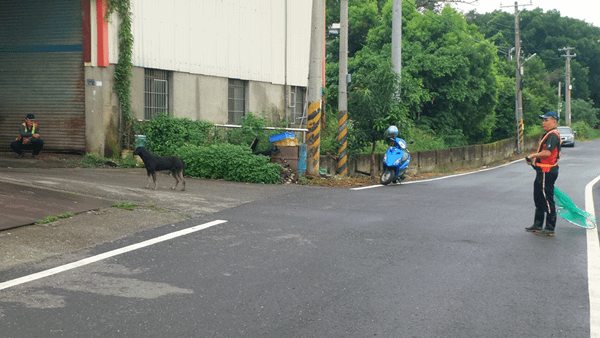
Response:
[347,47,406,177]
[400,5,500,145]
[571,98,600,127]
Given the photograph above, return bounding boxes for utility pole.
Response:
[503,1,531,154]
[337,0,349,177]
[559,47,576,126]
[306,0,325,177]
[391,0,402,80]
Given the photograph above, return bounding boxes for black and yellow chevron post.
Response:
[516,118,524,153]
[306,100,322,176]
[337,109,348,176]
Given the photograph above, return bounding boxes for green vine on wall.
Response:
[105,0,134,148]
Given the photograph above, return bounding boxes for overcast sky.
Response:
[451,0,600,28]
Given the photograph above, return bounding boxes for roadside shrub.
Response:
[176,144,281,184]
[571,99,600,128]
[352,126,447,153]
[572,120,600,140]
[526,124,543,137]
[403,126,446,152]
[141,113,215,156]
[226,112,285,153]
[320,107,340,155]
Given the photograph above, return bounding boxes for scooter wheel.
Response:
[380,169,395,185]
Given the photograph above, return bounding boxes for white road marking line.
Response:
[0,220,227,291]
[350,159,522,190]
[585,176,600,338]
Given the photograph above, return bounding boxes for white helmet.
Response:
[385,125,399,138]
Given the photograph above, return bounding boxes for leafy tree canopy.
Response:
[324,0,600,156]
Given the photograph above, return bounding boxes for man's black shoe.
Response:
[535,229,555,236]
[525,225,542,232]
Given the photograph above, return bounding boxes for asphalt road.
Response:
[1,140,600,337]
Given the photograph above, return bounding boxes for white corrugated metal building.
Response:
[0,0,312,156]
[107,0,312,155]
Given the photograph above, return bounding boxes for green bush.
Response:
[176,144,281,184]
[141,113,215,156]
[319,108,341,155]
[571,99,600,128]
[404,126,446,152]
[572,121,600,140]
[226,112,284,153]
[526,124,544,137]
[134,113,291,184]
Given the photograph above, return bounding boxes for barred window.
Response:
[144,69,170,119]
[289,86,307,126]
[228,79,247,124]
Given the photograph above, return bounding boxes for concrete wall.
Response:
[197,76,229,123]
[249,82,285,124]
[172,72,201,122]
[130,67,286,124]
[84,65,120,157]
[320,135,542,177]
[130,67,145,121]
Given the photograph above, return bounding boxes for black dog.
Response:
[133,147,185,191]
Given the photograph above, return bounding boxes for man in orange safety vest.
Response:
[525,111,562,236]
[10,113,44,158]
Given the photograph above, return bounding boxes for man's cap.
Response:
[539,111,558,121]
[26,114,35,120]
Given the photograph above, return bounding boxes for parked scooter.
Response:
[380,125,412,185]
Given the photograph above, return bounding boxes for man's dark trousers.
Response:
[533,167,558,231]
[10,138,44,155]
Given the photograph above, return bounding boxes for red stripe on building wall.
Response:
[82,0,91,63]
[96,0,108,67]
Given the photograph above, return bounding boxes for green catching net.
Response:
[554,186,597,228]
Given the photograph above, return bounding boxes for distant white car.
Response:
[557,126,575,147]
